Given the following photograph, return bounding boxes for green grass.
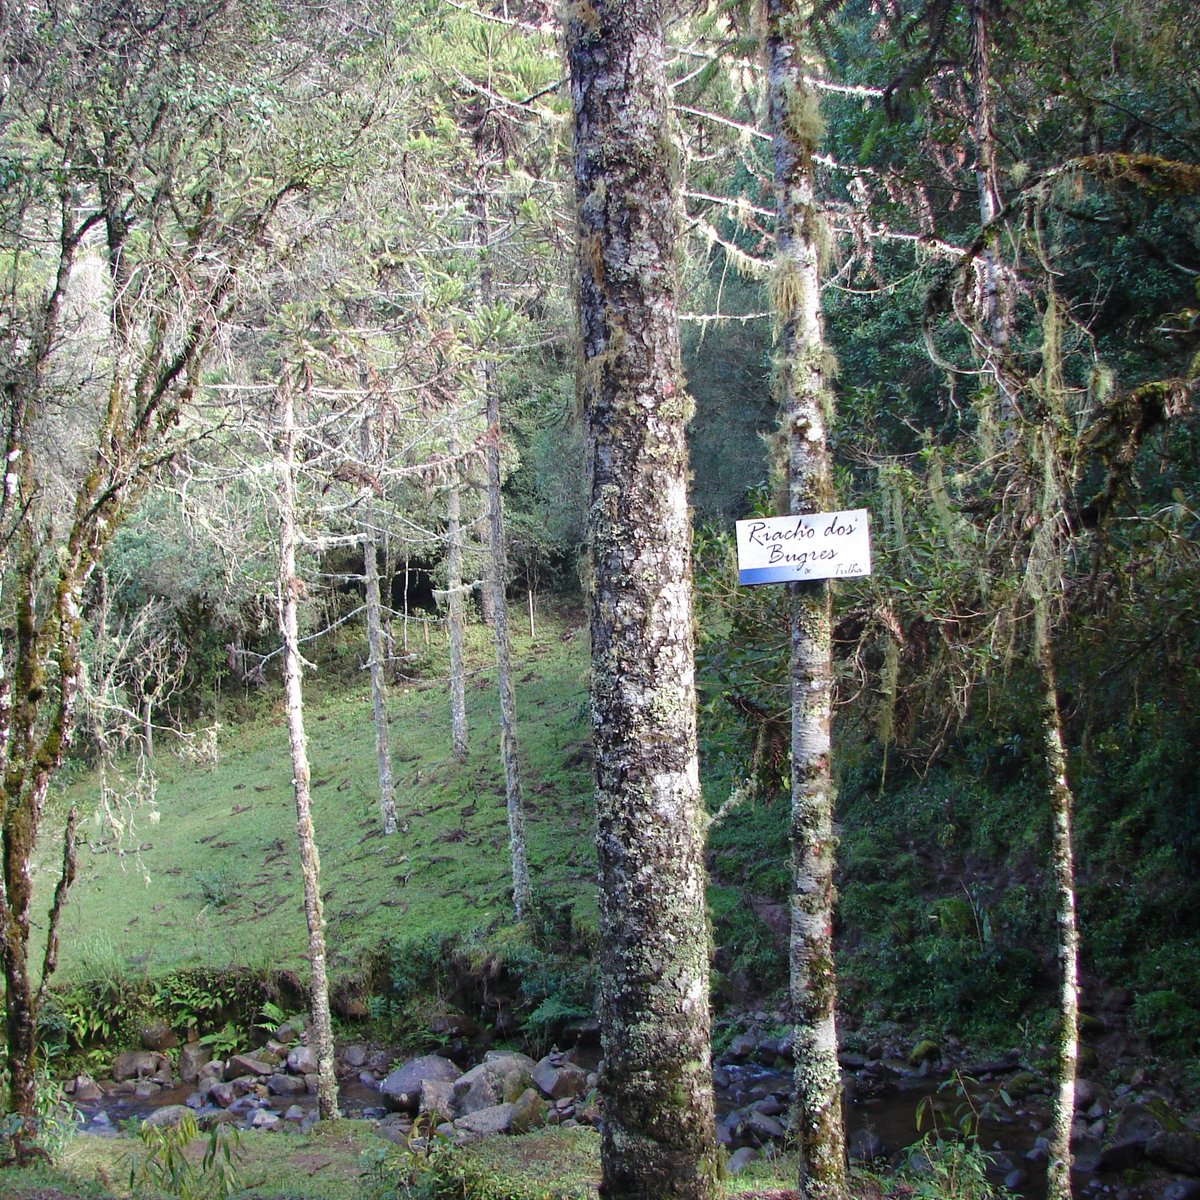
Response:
[38,611,594,992]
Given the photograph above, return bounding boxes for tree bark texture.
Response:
[765,4,848,1198]
[1037,601,1081,1200]
[475,179,531,920]
[276,379,339,1121]
[968,0,1016,425]
[568,4,719,1199]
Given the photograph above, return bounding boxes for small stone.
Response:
[726,1147,759,1175]
[849,1128,884,1161]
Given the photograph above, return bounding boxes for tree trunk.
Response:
[969,0,1016,427]
[275,377,339,1120]
[446,424,469,764]
[474,173,531,920]
[567,4,719,1199]
[1,533,86,1121]
[1037,600,1081,1200]
[361,417,397,835]
[764,5,848,1197]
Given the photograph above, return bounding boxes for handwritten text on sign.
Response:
[735,509,872,585]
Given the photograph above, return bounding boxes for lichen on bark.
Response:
[765,3,848,1198]
[568,3,718,1199]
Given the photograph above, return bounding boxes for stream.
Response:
[72,1059,1061,1199]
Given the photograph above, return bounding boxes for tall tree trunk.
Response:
[474,172,531,920]
[361,417,397,835]
[275,377,339,1120]
[1037,598,1081,1200]
[764,4,848,1197]
[567,4,719,1199]
[969,0,1016,427]
[446,424,468,763]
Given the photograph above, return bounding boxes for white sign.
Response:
[735,509,872,586]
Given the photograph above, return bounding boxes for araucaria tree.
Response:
[764,3,848,1196]
[567,3,719,1198]
[0,0,300,1123]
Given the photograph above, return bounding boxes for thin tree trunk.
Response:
[474,172,531,920]
[1037,600,1081,1200]
[764,4,847,1197]
[275,376,338,1120]
[142,697,154,759]
[364,508,397,835]
[568,3,718,1198]
[361,417,397,835]
[446,424,468,763]
[403,558,411,653]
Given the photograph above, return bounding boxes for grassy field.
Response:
[38,608,596,992]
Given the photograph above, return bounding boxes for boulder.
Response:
[419,1078,456,1123]
[140,1020,179,1053]
[67,1074,104,1102]
[453,1052,535,1117]
[532,1056,589,1101]
[380,1054,461,1113]
[1071,1136,1103,1175]
[510,1088,547,1134]
[268,1073,308,1096]
[1160,1181,1200,1200]
[908,1039,941,1067]
[343,1045,369,1069]
[142,1105,193,1128]
[226,1053,278,1079]
[429,1011,479,1040]
[178,1043,213,1084]
[454,1102,514,1138]
[743,1110,787,1145]
[1148,1133,1200,1177]
[286,1045,318,1075]
[209,1082,236,1107]
[112,1050,168,1083]
[197,1059,224,1083]
[1099,1138,1147,1171]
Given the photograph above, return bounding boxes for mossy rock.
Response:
[908,1039,941,1066]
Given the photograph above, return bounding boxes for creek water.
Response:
[75,1062,1055,1199]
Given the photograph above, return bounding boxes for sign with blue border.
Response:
[735,509,872,585]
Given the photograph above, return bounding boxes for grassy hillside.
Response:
[39,611,596,996]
